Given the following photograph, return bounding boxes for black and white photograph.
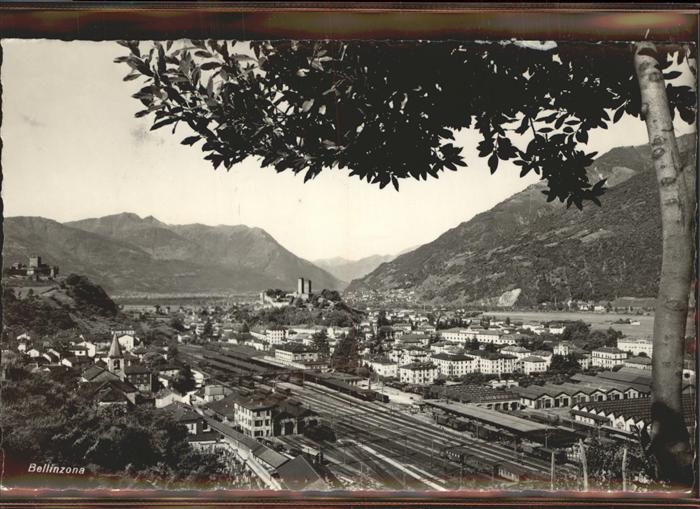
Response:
[0,5,698,501]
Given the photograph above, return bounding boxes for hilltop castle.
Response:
[296,277,312,299]
[259,277,314,307]
[5,255,59,281]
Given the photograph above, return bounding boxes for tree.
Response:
[331,328,360,372]
[1,373,225,487]
[117,39,696,486]
[633,42,696,485]
[169,316,185,332]
[311,331,330,359]
[549,353,581,374]
[561,320,591,343]
[172,365,196,395]
[202,320,213,338]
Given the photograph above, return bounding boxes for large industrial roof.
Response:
[426,400,552,434]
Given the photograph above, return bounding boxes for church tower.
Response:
[107,333,124,377]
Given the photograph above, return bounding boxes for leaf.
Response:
[488,153,499,174]
[663,70,682,80]
[612,106,625,123]
[123,73,141,81]
[304,169,317,183]
[232,53,256,63]
[151,117,178,131]
[576,130,589,143]
[391,176,399,191]
[201,62,221,71]
[515,116,530,135]
[181,136,200,146]
[636,46,659,59]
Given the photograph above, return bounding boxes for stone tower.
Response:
[107,333,124,377]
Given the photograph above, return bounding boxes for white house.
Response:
[117,334,136,352]
[553,341,573,356]
[519,356,548,375]
[398,362,439,385]
[431,352,477,377]
[366,358,398,378]
[471,352,518,375]
[76,340,97,357]
[591,347,628,369]
[275,344,319,365]
[617,338,653,357]
[251,327,286,346]
[439,328,472,343]
[500,345,531,360]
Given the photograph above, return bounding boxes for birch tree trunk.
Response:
[634,41,695,487]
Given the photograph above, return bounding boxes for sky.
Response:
[1,40,695,261]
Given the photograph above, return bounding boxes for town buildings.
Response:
[366,357,398,378]
[430,352,477,377]
[617,338,654,357]
[518,356,548,375]
[591,347,628,369]
[274,343,320,365]
[204,387,318,438]
[398,362,439,385]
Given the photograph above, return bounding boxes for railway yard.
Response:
[178,343,583,490]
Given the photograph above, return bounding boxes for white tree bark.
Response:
[634,41,695,486]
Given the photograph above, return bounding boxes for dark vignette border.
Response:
[0,2,698,508]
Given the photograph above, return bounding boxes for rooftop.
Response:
[624,356,652,365]
[520,356,546,363]
[426,400,552,434]
[573,394,696,426]
[593,347,625,354]
[124,364,151,375]
[162,401,201,423]
[400,362,437,371]
[431,352,474,362]
[275,455,328,491]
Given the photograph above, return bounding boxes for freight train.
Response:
[304,371,390,403]
[440,447,533,482]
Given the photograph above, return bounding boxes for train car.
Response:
[442,447,500,477]
[436,414,450,427]
[495,461,530,482]
[442,445,471,463]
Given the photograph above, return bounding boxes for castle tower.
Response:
[107,333,124,377]
[297,277,305,295]
[304,279,312,295]
[29,255,41,268]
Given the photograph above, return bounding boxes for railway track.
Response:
[177,344,579,489]
[281,381,579,484]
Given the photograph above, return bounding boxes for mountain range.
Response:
[3,214,343,296]
[346,133,696,306]
[4,134,693,304]
[313,254,397,284]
